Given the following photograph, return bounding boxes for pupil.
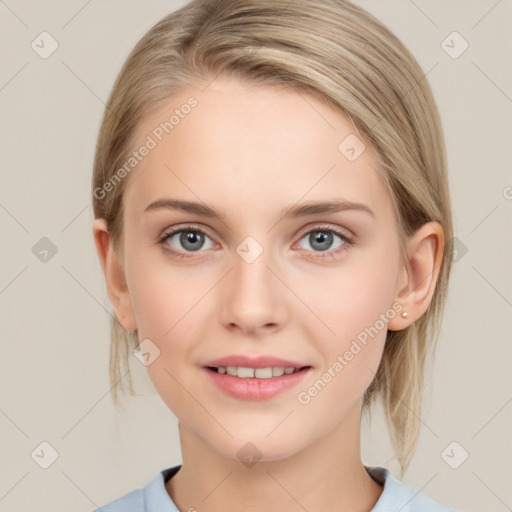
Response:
[181,231,203,251]
[312,230,332,251]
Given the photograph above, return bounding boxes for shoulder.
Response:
[89,466,181,512]
[367,466,457,512]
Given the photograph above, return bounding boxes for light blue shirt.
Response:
[91,465,456,511]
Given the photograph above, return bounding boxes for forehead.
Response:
[123,78,393,224]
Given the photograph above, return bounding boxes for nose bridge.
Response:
[220,234,286,331]
[232,235,276,299]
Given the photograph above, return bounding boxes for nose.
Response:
[218,246,288,335]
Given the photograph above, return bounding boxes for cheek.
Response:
[126,254,213,385]
[310,245,397,324]
[300,240,399,382]
[294,270,393,426]
[127,247,209,338]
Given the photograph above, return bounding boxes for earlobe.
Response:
[92,218,137,332]
[387,221,445,331]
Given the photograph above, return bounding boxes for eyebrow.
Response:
[144,198,375,219]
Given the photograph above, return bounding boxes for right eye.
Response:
[158,225,216,259]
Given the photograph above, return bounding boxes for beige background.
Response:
[1,1,511,511]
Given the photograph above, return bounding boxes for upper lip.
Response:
[203,355,311,369]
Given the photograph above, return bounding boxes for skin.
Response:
[93,77,444,512]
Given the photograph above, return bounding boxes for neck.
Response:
[165,403,383,512]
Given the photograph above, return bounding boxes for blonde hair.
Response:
[91,0,453,477]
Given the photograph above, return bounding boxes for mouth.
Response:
[201,354,313,400]
[202,363,313,401]
[205,366,311,379]
[205,365,312,379]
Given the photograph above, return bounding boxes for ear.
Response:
[387,221,445,331]
[93,218,137,332]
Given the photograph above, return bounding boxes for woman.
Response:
[91,1,456,510]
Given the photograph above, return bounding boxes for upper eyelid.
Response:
[297,223,352,238]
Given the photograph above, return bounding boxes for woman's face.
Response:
[117,78,406,461]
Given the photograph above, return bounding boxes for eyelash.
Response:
[157,224,354,261]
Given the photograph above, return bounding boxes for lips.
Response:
[203,364,312,401]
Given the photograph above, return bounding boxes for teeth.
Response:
[219,366,300,378]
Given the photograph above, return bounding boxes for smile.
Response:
[207,366,306,378]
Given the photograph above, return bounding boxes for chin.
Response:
[209,433,303,466]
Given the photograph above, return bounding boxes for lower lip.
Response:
[202,367,312,401]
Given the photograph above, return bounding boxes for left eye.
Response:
[296,227,352,254]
